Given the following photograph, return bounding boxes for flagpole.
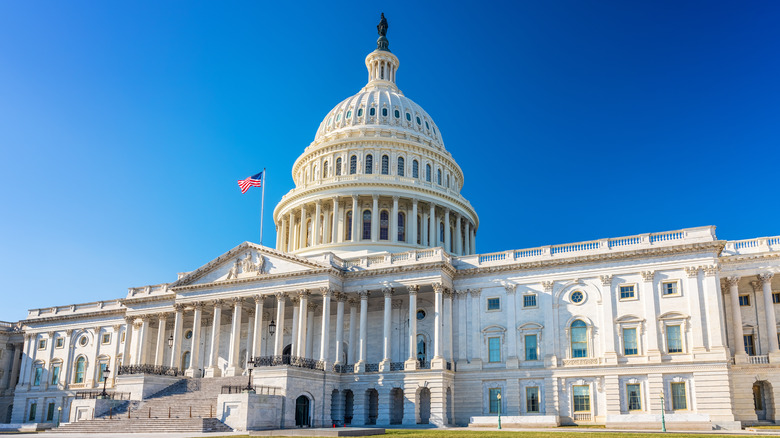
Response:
[260,168,266,246]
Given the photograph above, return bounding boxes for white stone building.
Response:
[2,15,780,431]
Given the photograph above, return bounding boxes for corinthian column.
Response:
[186,302,203,377]
[332,196,340,244]
[252,295,264,358]
[296,290,310,357]
[429,203,436,246]
[405,285,419,370]
[153,313,168,366]
[727,276,747,362]
[380,287,394,371]
[320,288,333,365]
[314,200,322,246]
[432,283,445,369]
[169,305,184,369]
[205,300,223,377]
[121,317,134,366]
[759,273,779,357]
[299,205,308,249]
[411,199,418,245]
[391,196,399,243]
[443,208,451,252]
[225,297,243,376]
[274,293,287,356]
[334,293,346,366]
[355,290,369,372]
[371,195,379,242]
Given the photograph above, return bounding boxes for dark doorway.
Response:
[295,395,310,427]
[754,381,774,421]
[418,387,431,424]
[344,390,354,425]
[366,389,379,425]
[390,388,404,424]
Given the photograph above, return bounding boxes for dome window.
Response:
[346,110,352,119]
[381,155,389,175]
[380,210,389,240]
[397,157,405,176]
[397,212,406,242]
[437,169,442,185]
[362,210,372,240]
[345,211,353,241]
[382,108,388,117]
[406,112,411,121]
[336,113,341,122]
[335,158,342,176]
[370,107,376,116]
[446,174,450,188]
[357,108,364,117]
[425,121,430,130]
[323,161,329,178]
[412,160,419,178]
[425,164,432,182]
[416,116,421,125]
[394,109,400,118]
[328,117,332,126]
[365,154,373,174]
[349,156,357,175]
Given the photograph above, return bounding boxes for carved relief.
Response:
[600,275,612,286]
[685,267,699,278]
[641,271,655,282]
[226,251,266,280]
[541,281,554,293]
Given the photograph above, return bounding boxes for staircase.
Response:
[48,376,248,434]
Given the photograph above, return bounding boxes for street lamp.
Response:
[100,366,111,398]
[268,319,276,336]
[244,357,256,393]
[496,392,502,430]
[660,394,666,432]
[167,334,174,348]
[56,406,62,427]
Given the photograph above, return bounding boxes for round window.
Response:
[571,291,585,304]
[416,309,426,320]
[79,336,88,346]
[185,330,193,340]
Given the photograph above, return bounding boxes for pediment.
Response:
[170,242,330,288]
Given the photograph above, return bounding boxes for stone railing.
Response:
[340,247,452,271]
[721,237,780,256]
[117,364,183,377]
[456,226,717,270]
[573,413,592,422]
[333,364,355,374]
[252,355,325,371]
[749,355,770,365]
[75,391,131,400]
[28,299,124,319]
[390,362,405,371]
[562,357,601,367]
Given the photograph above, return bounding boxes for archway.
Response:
[417,387,431,424]
[283,344,292,364]
[330,390,342,426]
[344,390,354,425]
[366,389,379,425]
[390,388,404,424]
[295,395,311,427]
[754,381,775,421]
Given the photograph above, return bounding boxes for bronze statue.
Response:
[377,13,388,37]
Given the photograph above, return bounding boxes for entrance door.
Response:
[295,396,310,427]
[754,382,771,421]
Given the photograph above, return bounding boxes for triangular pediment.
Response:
[170,242,331,288]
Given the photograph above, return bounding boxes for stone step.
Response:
[48,418,231,433]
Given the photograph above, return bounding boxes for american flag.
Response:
[237,171,263,194]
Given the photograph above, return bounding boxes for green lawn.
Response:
[200,429,749,438]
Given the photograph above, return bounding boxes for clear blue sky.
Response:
[1,1,778,321]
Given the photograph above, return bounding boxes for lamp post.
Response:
[244,357,256,393]
[496,392,502,430]
[56,406,62,427]
[100,366,111,399]
[660,394,666,432]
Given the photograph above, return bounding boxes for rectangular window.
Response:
[623,328,638,355]
[662,281,678,296]
[744,334,756,356]
[28,403,37,422]
[666,325,683,353]
[526,386,540,413]
[739,295,750,306]
[33,366,43,386]
[627,383,642,411]
[573,385,590,412]
[489,388,501,414]
[55,337,64,348]
[774,293,780,304]
[46,403,55,422]
[102,333,111,344]
[619,285,635,300]
[488,337,501,363]
[525,334,538,361]
[487,298,500,311]
[671,382,687,410]
[98,362,109,382]
[523,294,537,308]
[38,339,46,350]
[51,365,61,385]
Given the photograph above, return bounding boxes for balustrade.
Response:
[118,364,183,376]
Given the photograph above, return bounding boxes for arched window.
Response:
[437,169,442,185]
[362,210,372,240]
[426,164,432,182]
[382,108,388,117]
[312,165,317,181]
[349,155,357,175]
[357,108,364,117]
[370,107,376,117]
[74,357,86,384]
[440,221,445,244]
[397,157,405,176]
[336,158,342,176]
[381,155,389,175]
[446,174,450,188]
[417,334,426,365]
[181,351,191,370]
[397,212,406,242]
[412,160,419,178]
[379,211,389,240]
[346,211,353,240]
[365,155,373,174]
[323,161,328,178]
[571,320,588,358]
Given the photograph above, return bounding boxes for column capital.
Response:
[124,316,135,325]
[702,264,719,276]
[372,194,379,200]
[173,303,186,312]
[348,296,358,306]
[253,294,264,304]
[274,292,287,300]
[432,283,444,294]
[412,198,418,205]
[111,325,121,332]
[685,267,699,278]
[641,271,655,282]
[231,296,243,306]
[332,195,339,202]
[297,289,311,298]
[352,194,359,201]
[382,287,394,297]
[358,290,370,299]
[191,300,205,310]
[758,272,775,287]
[392,195,400,202]
[408,285,420,295]
[469,288,482,298]
[290,296,300,306]
[542,281,554,293]
[456,289,469,298]
[319,287,334,297]
[307,303,318,312]
[725,276,741,287]
[156,312,169,321]
[335,292,347,302]
[600,275,613,286]
[443,288,454,299]
[504,283,517,294]
[140,314,152,322]
[211,299,224,308]
[315,199,322,206]
[133,320,144,329]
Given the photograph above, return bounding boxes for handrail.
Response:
[118,364,183,377]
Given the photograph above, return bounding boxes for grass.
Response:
[198,429,747,438]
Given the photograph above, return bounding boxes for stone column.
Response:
[351,195,359,242]
[454,214,462,255]
[411,199,418,245]
[641,271,661,361]
[290,296,300,356]
[332,196,340,244]
[17,334,31,388]
[154,313,168,366]
[62,330,75,387]
[205,300,223,377]
[380,287,394,371]
[323,207,331,245]
[348,297,358,365]
[443,208,451,252]
[504,284,518,368]
[370,195,379,242]
[320,288,333,365]
[702,265,727,352]
[405,285,419,370]
[287,211,295,252]
[445,289,454,362]
[600,275,618,364]
[121,317,134,366]
[170,305,184,369]
[464,222,470,255]
[759,273,779,356]
[334,293,346,366]
[470,227,476,254]
[299,204,308,249]
[456,291,468,363]
[429,203,436,246]
[314,200,322,246]
[684,267,707,356]
[226,297,243,376]
[252,295,264,358]
[355,290,369,372]
[391,196,399,243]
[8,343,22,389]
[306,303,316,358]
[470,289,482,367]
[186,302,203,377]
[244,309,254,368]
[422,211,428,246]
[727,276,747,361]
[432,283,445,369]
[274,293,287,356]
[296,290,310,357]
[136,316,150,365]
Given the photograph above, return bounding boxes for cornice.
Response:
[24,308,127,325]
[344,260,456,279]
[719,251,780,267]
[171,266,342,292]
[120,294,175,306]
[455,241,725,278]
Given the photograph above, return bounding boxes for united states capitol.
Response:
[1,15,779,433]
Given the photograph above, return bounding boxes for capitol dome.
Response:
[273,15,478,258]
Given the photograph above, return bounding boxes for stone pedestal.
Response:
[204,366,222,378]
[403,359,417,371]
[216,392,283,431]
